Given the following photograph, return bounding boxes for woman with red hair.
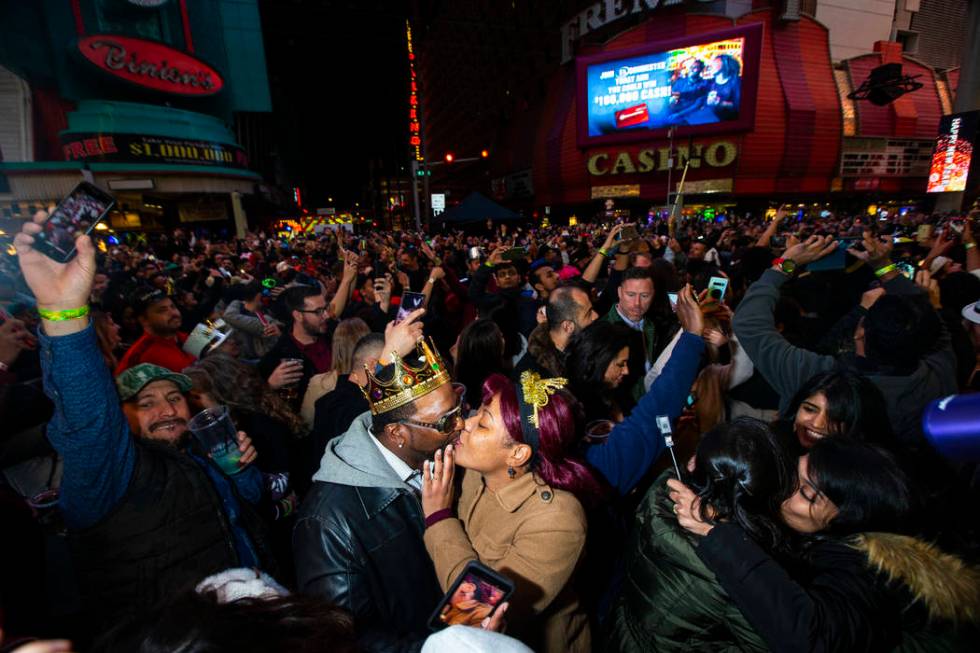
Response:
[421,371,601,653]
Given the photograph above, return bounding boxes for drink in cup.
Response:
[188,405,245,475]
[585,419,615,444]
[278,357,304,403]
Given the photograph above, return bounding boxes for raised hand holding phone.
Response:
[14,210,96,337]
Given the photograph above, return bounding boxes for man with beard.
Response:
[514,285,597,377]
[12,212,275,637]
[260,257,358,403]
[293,325,460,651]
[115,287,196,374]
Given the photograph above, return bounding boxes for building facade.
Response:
[0,0,273,233]
[414,0,970,220]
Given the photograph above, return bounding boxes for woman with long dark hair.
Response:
[605,417,795,652]
[673,438,979,651]
[454,319,508,403]
[565,321,634,422]
[421,371,603,653]
[775,369,893,453]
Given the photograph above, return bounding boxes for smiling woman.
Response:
[774,369,893,455]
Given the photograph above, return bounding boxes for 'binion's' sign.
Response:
[77,35,224,96]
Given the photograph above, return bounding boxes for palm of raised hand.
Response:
[14,211,96,310]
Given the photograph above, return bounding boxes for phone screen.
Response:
[707,276,729,300]
[395,291,426,324]
[896,262,915,280]
[428,561,514,631]
[619,225,639,241]
[667,292,679,311]
[33,182,115,262]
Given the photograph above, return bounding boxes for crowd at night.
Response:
[1,0,980,652]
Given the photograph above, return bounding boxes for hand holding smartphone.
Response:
[395,291,426,324]
[428,561,514,631]
[31,182,115,263]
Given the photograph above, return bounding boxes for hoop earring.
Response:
[507,467,516,478]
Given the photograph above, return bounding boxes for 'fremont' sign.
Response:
[77,35,224,96]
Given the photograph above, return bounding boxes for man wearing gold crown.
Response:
[293,308,464,651]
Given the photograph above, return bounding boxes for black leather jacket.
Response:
[293,480,442,653]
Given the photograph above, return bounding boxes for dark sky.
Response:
[259,0,410,210]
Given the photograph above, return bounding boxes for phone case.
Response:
[427,561,515,631]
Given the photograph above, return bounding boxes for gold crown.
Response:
[361,338,451,414]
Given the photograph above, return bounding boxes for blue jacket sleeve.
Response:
[40,324,135,530]
[586,331,704,495]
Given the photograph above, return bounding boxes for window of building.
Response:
[92,0,185,48]
[896,30,920,54]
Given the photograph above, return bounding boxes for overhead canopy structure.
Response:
[433,191,521,224]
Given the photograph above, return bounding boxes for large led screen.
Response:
[577,25,762,147]
[926,111,979,193]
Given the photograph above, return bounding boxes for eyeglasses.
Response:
[298,306,329,317]
[401,396,465,435]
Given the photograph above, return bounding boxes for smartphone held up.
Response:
[32,182,115,263]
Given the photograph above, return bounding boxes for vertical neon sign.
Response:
[406,20,422,161]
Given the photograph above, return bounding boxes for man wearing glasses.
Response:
[259,266,355,404]
[293,319,464,651]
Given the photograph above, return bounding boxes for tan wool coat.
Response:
[424,468,590,653]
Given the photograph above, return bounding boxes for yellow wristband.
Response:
[874,264,897,278]
[38,306,90,321]
[966,242,976,250]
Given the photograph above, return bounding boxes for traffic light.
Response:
[444,153,454,163]
[480,149,489,158]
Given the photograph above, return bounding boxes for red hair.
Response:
[481,373,604,507]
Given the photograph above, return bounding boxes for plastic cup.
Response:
[188,405,244,475]
[585,419,615,444]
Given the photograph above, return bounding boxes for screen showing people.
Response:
[585,36,746,137]
[34,181,115,262]
[428,562,513,630]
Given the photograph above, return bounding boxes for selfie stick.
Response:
[668,162,690,238]
[656,415,683,480]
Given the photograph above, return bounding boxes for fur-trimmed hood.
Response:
[853,532,980,624]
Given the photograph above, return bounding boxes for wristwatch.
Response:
[772,257,797,275]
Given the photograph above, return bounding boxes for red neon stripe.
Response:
[179,0,194,53]
[70,0,85,35]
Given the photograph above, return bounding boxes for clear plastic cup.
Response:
[188,405,244,475]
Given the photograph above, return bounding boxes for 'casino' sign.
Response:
[61,133,249,169]
[77,35,223,96]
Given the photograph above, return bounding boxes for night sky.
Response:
[259,0,410,211]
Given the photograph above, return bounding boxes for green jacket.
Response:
[602,471,767,653]
[603,305,658,403]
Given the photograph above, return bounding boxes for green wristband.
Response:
[598,247,610,258]
[874,263,897,278]
[38,305,90,321]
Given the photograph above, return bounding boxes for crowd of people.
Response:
[1,203,979,652]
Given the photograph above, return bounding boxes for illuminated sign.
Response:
[577,25,762,147]
[61,132,248,168]
[927,111,979,193]
[77,35,223,96]
[561,0,716,63]
[587,141,738,176]
[406,21,422,161]
[293,187,303,207]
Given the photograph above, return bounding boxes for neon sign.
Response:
[77,35,223,96]
[406,21,422,161]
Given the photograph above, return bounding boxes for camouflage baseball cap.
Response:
[115,363,193,401]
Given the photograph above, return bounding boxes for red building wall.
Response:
[529,8,843,205]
